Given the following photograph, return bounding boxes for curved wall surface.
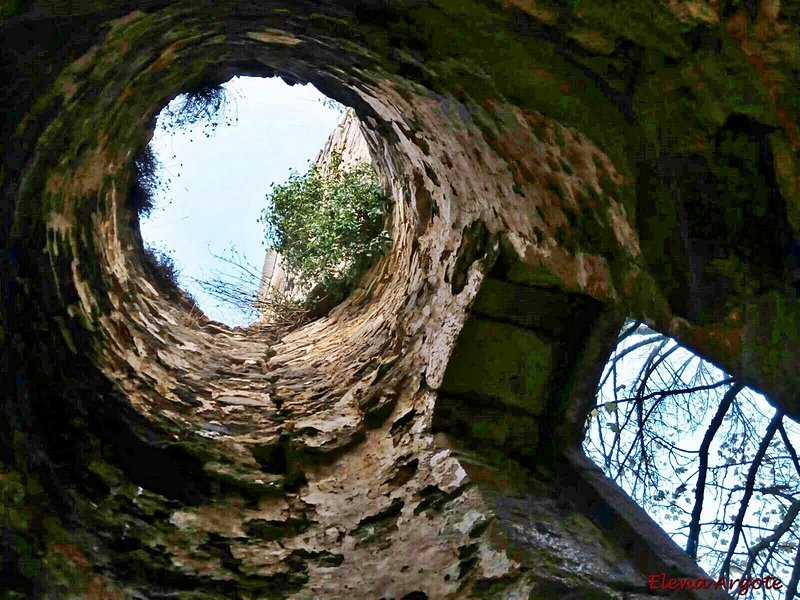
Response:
[1,1,798,597]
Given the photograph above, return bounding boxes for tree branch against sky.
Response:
[584,321,800,599]
[686,381,745,559]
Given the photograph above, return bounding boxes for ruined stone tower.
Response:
[1,1,799,598]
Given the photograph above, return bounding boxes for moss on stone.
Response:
[202,462,285,498]
[54,316,78,354]
[375,0,637,186]
[469,277,519,320]
[440,316,552,415]
[558,158,576,175]
[447,439,541,498]
[469,412,539,460]
[574,0,691,56]
[244,516,313,541]
[566,27,616,54]
[87,459,125,487]
[0,466,94,594]
[743,292,800,402]
[117,483,171,518]
[546,182,567,202]
[503,262,564,289]
[770,131,800,233]
[568,192,620,261]
[563,512,620,557]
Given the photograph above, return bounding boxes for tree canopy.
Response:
[259,150,392,301]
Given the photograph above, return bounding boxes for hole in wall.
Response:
[584,319,800,595]
[133,75,354,328]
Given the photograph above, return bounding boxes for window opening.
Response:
[585,320,800,598]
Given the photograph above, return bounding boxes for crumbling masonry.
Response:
[2,1,799,598]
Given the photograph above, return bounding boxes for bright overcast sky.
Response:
[140,76,343,327]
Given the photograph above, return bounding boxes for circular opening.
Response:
[135,76,353,328]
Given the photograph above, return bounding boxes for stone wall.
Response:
[314,108,372,177]
[1,0,798,597]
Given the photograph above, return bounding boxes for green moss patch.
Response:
[440,316,552,414]
[0,466,94,594]
[202,462,285,498]
[743,292,800,402]
[243,516,313,542]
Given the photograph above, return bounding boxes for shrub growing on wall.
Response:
[260,151,392,302]
[141,244,180,289]
[130,143,161,219]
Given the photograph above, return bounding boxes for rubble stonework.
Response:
[1,1,799,597]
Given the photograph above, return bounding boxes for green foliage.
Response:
[130,143,161,220]
[142,244,183,298]
[260,151,392,300]
[319,96,346,115]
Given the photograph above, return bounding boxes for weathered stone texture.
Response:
[1,0,799,598]
[315,108,372,176]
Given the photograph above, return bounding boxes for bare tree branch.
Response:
[597,334,667,391]
[740,498,800,585]
[687,381,745,558]
[720,410,784,581]
[191,245,311,332]
[615,392,669,486]
[784,541,800,600]
[779,422,800,479]
[631,339,671,393]
[584,323,800,595]
[593,378,736,409]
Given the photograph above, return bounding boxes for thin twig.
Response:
[779,423,800,479]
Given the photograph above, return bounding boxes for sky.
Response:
[140,76,343,327]
[585,328,800,594]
